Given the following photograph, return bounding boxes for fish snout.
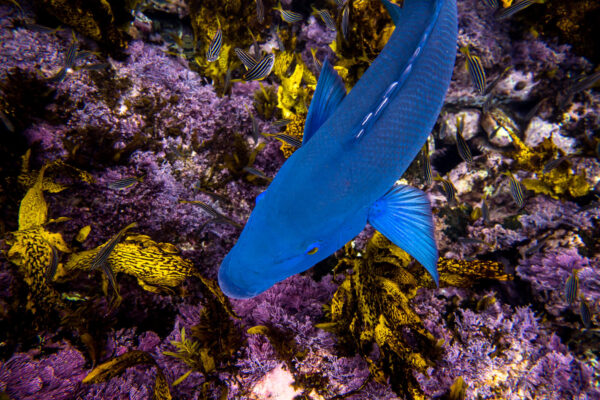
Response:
[218,256,257,299]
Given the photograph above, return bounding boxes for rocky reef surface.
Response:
[0,0,599,398]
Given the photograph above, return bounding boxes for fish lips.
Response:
[218,249,307,299]
[218,251,272,299]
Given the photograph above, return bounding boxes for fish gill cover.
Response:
[0,0,599,399]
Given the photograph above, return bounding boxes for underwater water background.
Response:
[0,0,599,398]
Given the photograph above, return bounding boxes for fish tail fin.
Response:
[368,184,439,285]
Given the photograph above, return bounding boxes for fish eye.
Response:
[306,242,320,255]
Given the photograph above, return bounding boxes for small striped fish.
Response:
[568,70,600,97]
[559,71,600,109]
[262,132,302,148]
[455,116,473,164]
[335,0,347,7]
[496,0,544,20]
[542,155,568,174]
[243,166,273,182]
[564,269,579,305]
[341,3,350,40]
[277,6,303,23]
[180,200,242,229]
[460,46,486,95]
[272,119,292,128]
[580,297,592,328]
[64,39,78,68]
[505,172,525,209]
[196,188,231,204]
[0,110,15,132]
[243,54,275,81]
[90,222,138,294]
[49,39,78,82]
[250,112,260,141]
[482,0,498,8]
[436,177,457,205]
[90,222,138,271]
[206,28,223,62]
[313,8,336,31]
[274,25,285,52]
[107,176,143,190]
[45,242,59,280]
[310,48,323,69]
[256,0,265,23]
[234,48,258,70]
[421,144,433,185]
[481,195,490,224]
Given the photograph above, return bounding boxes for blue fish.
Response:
[218,0,457,299]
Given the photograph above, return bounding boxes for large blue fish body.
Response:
[219,0,457,299]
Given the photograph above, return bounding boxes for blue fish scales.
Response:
[218,0,457,298]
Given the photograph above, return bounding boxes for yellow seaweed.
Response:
[6,163,72,314]
[506,138,590,200]
[319,232,512,398]
[277,114,305,158]
[84,350,172,399]
[275,55,315,117]
[60,234,194,293]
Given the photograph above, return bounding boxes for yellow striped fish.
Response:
[579,296,592,328]
[435,177,457,205]
[504,171,525,209]
[421,143,433,185]
[481,195,490,224]
[496,0,544,20]
[455,115,473,164]
[234,48,258,70]
[48,38,78,82]
[482,0,498,8]
[243,54,275,81]
[90,222,138,294]
[341,3,350,40]
[460,46,486,95]
[179,200,242,229]
[312,7,336,31]
[206,28,223,62]
[107,176,143,190]
[272,118,292,128]
[243,166,273,182]
[262,132,302,148]
[564,269,579,305]
[275,4,303,23]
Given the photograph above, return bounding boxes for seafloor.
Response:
[0,0,599,399]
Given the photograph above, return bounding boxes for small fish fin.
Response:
[304,59,346,145]
[380,0,404,25]
[368,184,439,285]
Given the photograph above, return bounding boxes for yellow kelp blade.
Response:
[83,350,171,400]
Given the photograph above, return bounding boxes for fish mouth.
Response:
[218,255,259,300]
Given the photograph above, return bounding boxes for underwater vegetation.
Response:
[1,0,600,398]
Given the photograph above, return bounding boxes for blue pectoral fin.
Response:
[380,0,404,25]
[303,59,346,145]
[368,184,439,285]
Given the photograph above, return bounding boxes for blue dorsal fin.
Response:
[303,59,346,145]
[380,0,404,25]
[368,184,439,285]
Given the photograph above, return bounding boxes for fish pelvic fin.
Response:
[368,184,439,285]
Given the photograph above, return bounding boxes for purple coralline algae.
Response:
[1,0,600,398]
